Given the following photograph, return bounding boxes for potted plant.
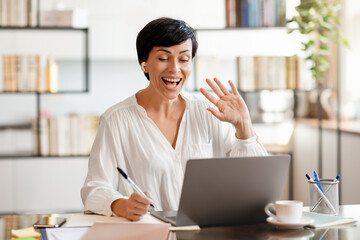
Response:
[288,0,349,89]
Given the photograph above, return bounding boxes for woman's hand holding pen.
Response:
[111,192,153,221]
[200,78,255,139]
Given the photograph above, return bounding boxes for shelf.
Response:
[296,118,360,135]
[0,124,32,130]
[0,26,88,31]
[0,90,89,94]
[191,88,312,94]
[0,155,89,159]
[195,26,287,31]
[1,15,90,157]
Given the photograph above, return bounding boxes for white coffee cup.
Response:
[265,200,303,223]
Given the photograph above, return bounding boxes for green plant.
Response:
[288,0,349,86]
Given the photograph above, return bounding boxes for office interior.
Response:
[1,0,360,217]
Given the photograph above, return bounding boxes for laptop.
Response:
[151,155,290,227]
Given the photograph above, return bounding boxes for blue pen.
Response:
[335,175,341,181]
[313,171,324,193]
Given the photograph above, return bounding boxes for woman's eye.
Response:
[159,58,168,61]
[181,58,189,62]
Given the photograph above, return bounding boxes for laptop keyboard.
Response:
[166,216,177,222]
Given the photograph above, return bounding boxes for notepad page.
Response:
[65,213,168,227]
[46,227,90,240]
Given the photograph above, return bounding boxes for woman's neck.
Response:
[136,87,185,118]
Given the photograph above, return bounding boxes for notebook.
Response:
[303,211,358,228]
[151,155,290,227]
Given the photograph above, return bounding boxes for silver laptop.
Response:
[151,155,290,227]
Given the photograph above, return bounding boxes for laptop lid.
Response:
[175,155,290,227]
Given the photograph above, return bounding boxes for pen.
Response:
[313,171,324,193]
[117,167,155,208]
[334,175,341,181]
[306,174,337,214]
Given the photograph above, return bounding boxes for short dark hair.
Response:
[136,17,198,80]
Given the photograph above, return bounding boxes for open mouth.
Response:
[162,77,182,88]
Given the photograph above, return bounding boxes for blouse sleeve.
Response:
[229,134,269,157]
[80,116,127,216]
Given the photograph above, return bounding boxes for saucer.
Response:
[267,216,314,229]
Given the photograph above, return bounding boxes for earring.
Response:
[141,63,146,72]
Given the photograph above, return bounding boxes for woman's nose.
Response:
[168,59,180,72]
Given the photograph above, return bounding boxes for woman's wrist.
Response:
[111,198,127,217]
[234,119,255,139]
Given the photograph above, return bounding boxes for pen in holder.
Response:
[308,179,339,215]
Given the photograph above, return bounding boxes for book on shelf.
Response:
[225,0,237,28]
[225,0,286,28]
[3,55,18,92]
[236,55,314,91]
[79,115,99,155]
[248,0,258,27]
[69,113,81,156]
[237,56,255,91]
[0,0,38,27]
[241,0,249,27]
[254,56,269,89]
[32,114,99,156]
[56,116,72,156]
[269,56,286,89]
[48,117,58,156]
[2,54,48,92]
[39,117,50,156]
[285,55,297,89]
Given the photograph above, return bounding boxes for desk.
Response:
[1,205,360,240]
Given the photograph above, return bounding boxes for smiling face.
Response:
[143,39,193,100]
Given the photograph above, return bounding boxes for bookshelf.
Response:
[0,3,90,158]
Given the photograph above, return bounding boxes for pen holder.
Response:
[308,179,339,215]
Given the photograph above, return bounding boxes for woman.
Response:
[81,17,268,221]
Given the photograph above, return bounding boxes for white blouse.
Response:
[81,92,268,216]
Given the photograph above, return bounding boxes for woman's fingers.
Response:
[205,78,230,97]
[214,78,230,95]
[228,80,239,96]
[126,192,152,220]
[200,78,233,105]
[199,87,218,105]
